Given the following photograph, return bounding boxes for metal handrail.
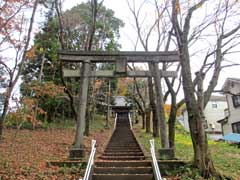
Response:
[80,140,96,180]
[150,139,164,180]
[128,113,132,129]
[114,113,117,131]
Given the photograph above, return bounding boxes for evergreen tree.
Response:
[21,2,124,122]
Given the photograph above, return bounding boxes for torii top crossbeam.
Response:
[58,50,180,63]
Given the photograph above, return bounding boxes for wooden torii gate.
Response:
[58,50,180,159]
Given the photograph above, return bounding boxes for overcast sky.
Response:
[62,0,239,94]
[3,0,239,107]
[1,0,239,110]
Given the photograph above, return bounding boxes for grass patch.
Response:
[42,119,75,129]
[45,114,113,131]
[90,114,113,132]
[4,113,112,131]
[210,142,240,179]
[134,123,240,179]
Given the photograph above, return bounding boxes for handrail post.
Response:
[114,113,117,131]
[150,139,165,180]
[80,139,96,180]
[128,113,132,129]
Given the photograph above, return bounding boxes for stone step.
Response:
[104,150,143,154]
[95,161,152,167]
[107,145,139,148]
[92,174,154,180]
[100,156,145,161]
[104,148,142,151]
[108,141,137,144]
[107,141,137,144]
[107,143,138,146]
[103,152,144,156]
[100,156,145,160]
[108,139,136,141]
[104,150,142,153]
[94,167,152,174]
[110,137,135,139]
[105,146,141,149]
[104,148,142,152]
[107,141,137,143]
[92,114,153,180]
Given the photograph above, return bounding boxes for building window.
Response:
[232,95,240,108]
[212,101,217,108]
[232,122,240,133]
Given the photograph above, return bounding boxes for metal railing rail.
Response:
[113,113,118,131]
[128,113,133,129]
[150,139,164,180]
[79,140,96,180]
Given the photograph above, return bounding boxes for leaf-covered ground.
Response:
[0,128,112,180]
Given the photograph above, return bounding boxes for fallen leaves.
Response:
[0,127,112,179]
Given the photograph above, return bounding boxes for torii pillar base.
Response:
[69,147,85,160]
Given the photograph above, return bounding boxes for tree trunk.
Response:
[179,42,216,178]
[84,102,90,137]
[148,77,159,137]
[105,80,111,128]
[0,120,3,138]
[150,62,169,148]
[170,0,238,177]
[91,78,97,123]
[189,112,215,177]
[152,106,159,137]
[55,0,77,122]
[0,0,39,139]
[146,108,151,133]
[38,54,45,82]
[0,90,10,139]
[83,0,98,135]
[171,0,216,175]
[164,70,178,149]
[141,112,146,129]
[84,78,94,136]
[133,110,138,124]
[0,104,8,139]
[168,95,177,148]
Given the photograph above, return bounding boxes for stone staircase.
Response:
[92,113,154,180]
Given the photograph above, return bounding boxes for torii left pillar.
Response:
[69,60,91,159]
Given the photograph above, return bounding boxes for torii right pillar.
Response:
[152,61,175,159]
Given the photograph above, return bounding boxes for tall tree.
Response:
[162,28,183,149]
[0,0,40,138]
[127,0,173,147]
[171,0,240,177]
[54,0,124,154]
[21,0,124,123]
